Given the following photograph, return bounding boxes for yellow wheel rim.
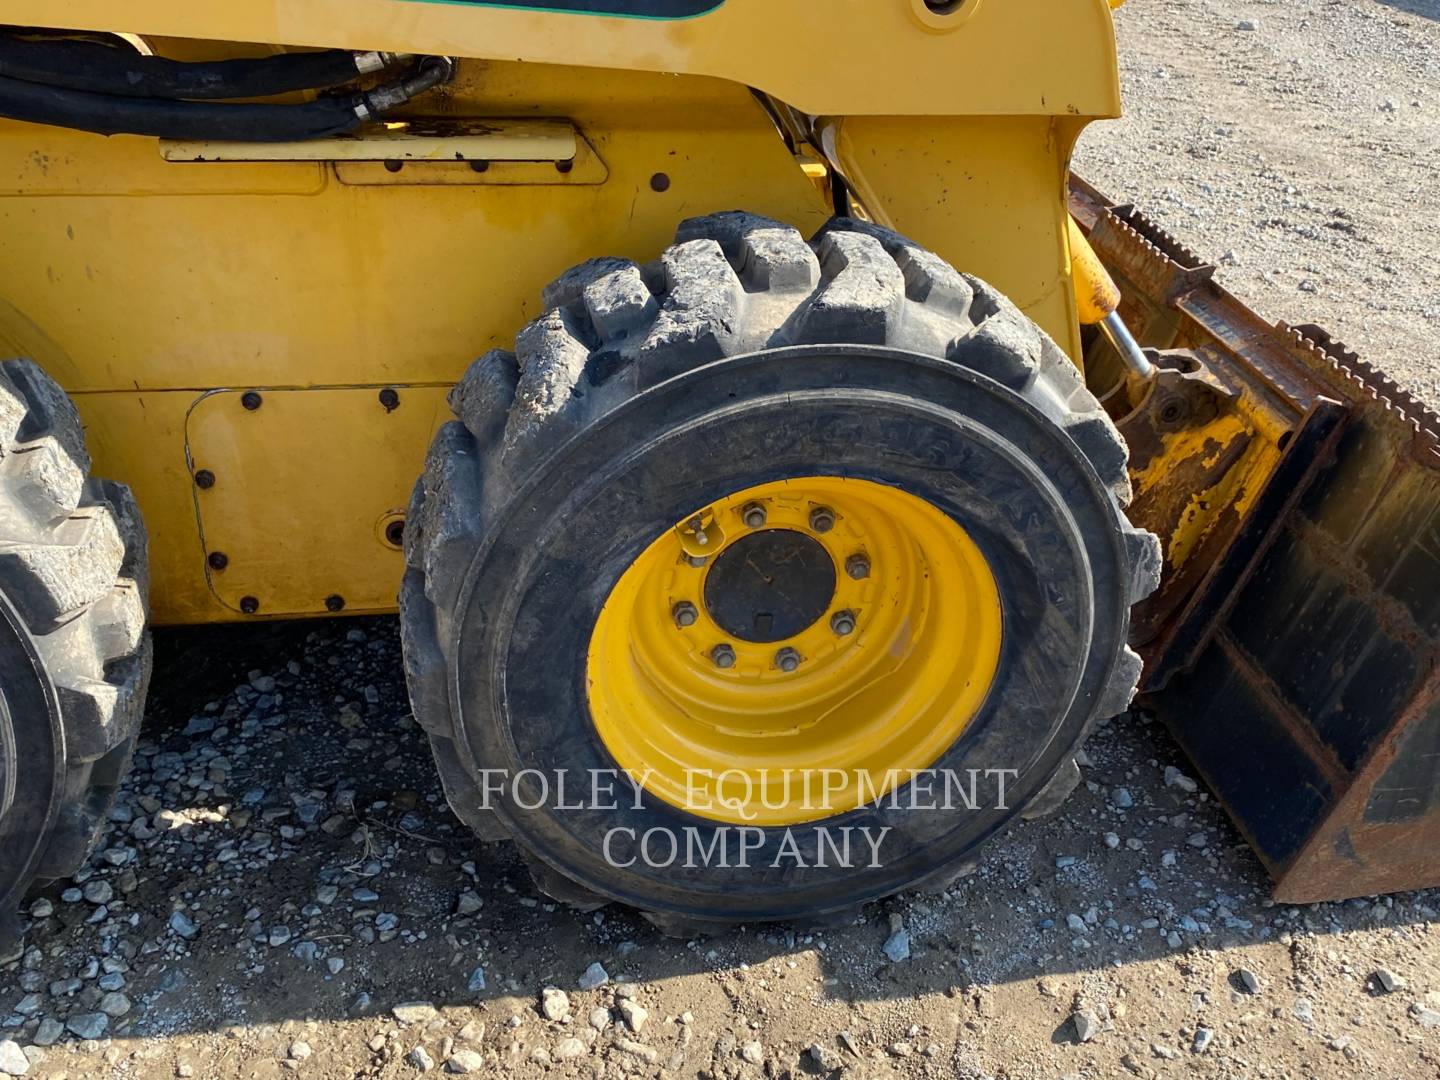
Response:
[586,477,1003,826]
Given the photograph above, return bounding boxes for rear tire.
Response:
[0,359,150,956]
[401,214,1159,932]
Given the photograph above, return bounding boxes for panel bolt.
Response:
[378,387,400,412]
[673,601,698,628]
[385,519,406,547]
[846,554,870,580]
[241,391,263,411]
[809,506,836,533]
[831,610,856,636]
[741,502,767,528]
[711,644,736,669]
[239,596,260,615]
[194,469,216,489]
[775,647,802,673]
[207,551,229,571]
[325,594,346,612]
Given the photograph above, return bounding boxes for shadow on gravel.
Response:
[3,615,1436,1049]
[1374,0,1439,20]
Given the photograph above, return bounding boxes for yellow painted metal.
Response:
[587,478,1003,827]
[13,1,1122,119]
[184,386,454,618]
[69,391,212,624]
[0,0,1124,625]
[160,118,579,163]
[332,127,608,186]
[827,115,1091,358]
[0,66,826,394]
[1127,380,1289,586]
[0,68,834,624]
[1066,216,1121,326]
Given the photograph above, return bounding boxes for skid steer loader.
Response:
[0,0,1437,948]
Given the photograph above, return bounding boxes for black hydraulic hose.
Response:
[0,37,391,100]
[0,75,364,140]
[0,57,454,141]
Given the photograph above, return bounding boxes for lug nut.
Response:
[775,647,801,673]
[846,554,871,580]
[809,506,836,533]
[741,502,767,528]
[831,610,856,636]
[711,644,736,669]
[685,554,709,568]
[673,601,698,628]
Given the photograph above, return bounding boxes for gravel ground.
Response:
[1074,0,1440,409]
[4,2,1440,1079]
[2,618,1438,1080]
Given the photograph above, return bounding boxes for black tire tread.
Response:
[402,213,1160,922]
[0,359,151,894]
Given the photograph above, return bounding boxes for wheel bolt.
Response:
[673,601,698,628]
[741,502,767,528]
[846,554,871,580]
[775,647,801,673]
[831,610,856,636]
[685,554,709,568]
[809,506,836,533]
[711,644,736,669]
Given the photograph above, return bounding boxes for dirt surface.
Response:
[1073,0,1440,409]
[5,2,1440,1079]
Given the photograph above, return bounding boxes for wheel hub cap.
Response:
[703,529,836,643]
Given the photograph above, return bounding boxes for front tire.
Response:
[401,214,1159,931]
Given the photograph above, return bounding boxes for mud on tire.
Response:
[0,359,151,952]
[401,214,1160,932]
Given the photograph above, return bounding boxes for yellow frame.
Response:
[0,1,1121,624]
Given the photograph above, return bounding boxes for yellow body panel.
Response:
[11,1,1121,118]
[0,2,1123,624]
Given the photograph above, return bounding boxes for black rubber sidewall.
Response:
[454,347,1131,921]
[0,590,64,911]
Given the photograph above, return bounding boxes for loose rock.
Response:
[445,1050,485,1074]
[882,929,911,963]
[0,1041,29,1077]
[554,1037,586,1060]
[808,1043,841,1071]
[1373,968,1406,994]
[393,1002,440,1026]
[1072,1010,1102,1044]
[618,998,647,1033]
[578,962,609,991]
[66,1013,108,1040]
[541,987,570,1022]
